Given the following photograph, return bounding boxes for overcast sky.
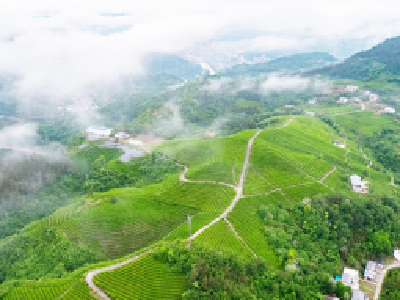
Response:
[1,0,400,98]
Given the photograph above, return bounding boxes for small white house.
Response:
[350,175,369,193]
[305,111,315,117]
[86,127,112,138]
[369,93,379,102]
[308,99,317,105]
[337,97,349,103]
[363,90,371,96]
[204,130,216,138]
[364,261,377,281]
[129,139,144,147]
[351,289,365,300]
[385,107,395,113]
[334,140,345,148]
[345,85,359,92]
[395,248,400,261]
[115,132,130,139]
[342,268,360,290]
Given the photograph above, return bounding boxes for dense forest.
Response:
[0,147,181,241]
[223,52,337,77]
[258,194,400,276]
[380,268,400,299]
[307,36,400,82]
[363,128,400,175]
[99,77,326,138]
[154,241,351,299]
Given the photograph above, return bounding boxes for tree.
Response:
[371,231,391,255]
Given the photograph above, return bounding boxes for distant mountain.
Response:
[222,52,337,77]
[142,53,203,80]
[307,36,400,81]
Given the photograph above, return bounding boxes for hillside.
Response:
[1,114,399,298]
[142,53,203,80]
[307,36,400,81]
[222,52,337,77]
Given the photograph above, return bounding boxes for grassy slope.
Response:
[94,254,187,300]
[195,219,254,260]
[2,113,398,298]
[332,111,397,137]
[163,212,218,242]
[38,177,233,261]
[244,116,344,194]
[158,115,291,186]
[227,192,289,269]
[159,130,256,185]
[301,103,361,115]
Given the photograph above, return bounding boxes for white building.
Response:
[345,85,359,92]
[129,139,144,147]
[369,93,379,102]
[342,268,360,290]
[308,99,317,105]
[350,175,369,193]
[385,107,395,113]
[395,248,400,261]
[337,97,349,103]
[363,91,371,96]
[334,140,345,148]
[305,111,315,117]
[364,261,377,281]
[115,132,130,139]
[351,289,365,300]
[86,127,112,138]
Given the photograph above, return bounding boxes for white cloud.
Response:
[202,77,233,92]
[260,75,310,93]
[0,0,399,101]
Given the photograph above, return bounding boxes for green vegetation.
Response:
[282,183,332,203]
[380,268,400,299]
[0,169,236,282]
[196,220,254,259]
[258,194,400,275]
[94,254,188,299]
[163,212,218,242]
[332,112,397,137]
[301,103,360,115]
[308,36,400,81]
[3,284,68,299]
[244,116,345,194]
[224,52,337,77]
[227,192,288,268]
[159,130,255,185]
[37,119,81,145]
[152,240,347,299]
[334,78,400,92]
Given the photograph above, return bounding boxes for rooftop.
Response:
[88,126,111,131]
[343,267,359,277]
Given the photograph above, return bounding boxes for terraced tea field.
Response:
[195,219,254,259]
[94,254,187,299]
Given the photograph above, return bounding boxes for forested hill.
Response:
[142,53,203,80]
[306,36,400,81]
[222,52,337,77]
